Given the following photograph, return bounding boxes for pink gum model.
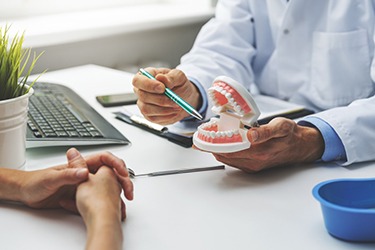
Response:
[193,76,260,153]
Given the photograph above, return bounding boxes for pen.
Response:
[139,68,203,120]
[128,165,225,178]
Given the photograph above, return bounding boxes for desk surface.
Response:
[1,65,375,250]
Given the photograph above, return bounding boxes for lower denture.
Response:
[198,124,243,144]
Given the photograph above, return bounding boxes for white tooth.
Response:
[235,105,241,112]
[230,98,235,104]
[220,90,227,95]
[198,126,204,133]
[226,131,234,137]
[233,129,239,135]
[225,92,232,99]
[200,130,207,137]
[210,131,216,138]
[216,86,223,92]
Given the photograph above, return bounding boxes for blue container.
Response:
[313,178,375,242]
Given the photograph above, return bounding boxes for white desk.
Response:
[1,65,375,250]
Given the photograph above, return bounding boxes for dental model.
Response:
[193,76,260,153]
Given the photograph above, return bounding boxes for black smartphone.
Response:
[96,93,138,107]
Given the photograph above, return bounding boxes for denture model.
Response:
[193,76,260,153]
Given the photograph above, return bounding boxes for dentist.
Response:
[132,0,375,172]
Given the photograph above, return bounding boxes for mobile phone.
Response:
[96,93,138,107]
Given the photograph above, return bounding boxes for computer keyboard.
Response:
[27,82,130,148]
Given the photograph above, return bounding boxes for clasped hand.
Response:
[18,148,133,220]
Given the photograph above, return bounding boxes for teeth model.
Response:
[193,76,260,153]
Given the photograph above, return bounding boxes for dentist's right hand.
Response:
[132,67,202,125]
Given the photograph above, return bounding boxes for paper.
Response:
[254,95,307,120]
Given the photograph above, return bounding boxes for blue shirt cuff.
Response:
[181,79,208,122]
[298,117,347,162]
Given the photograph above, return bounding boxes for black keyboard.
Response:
[27,82,130,148]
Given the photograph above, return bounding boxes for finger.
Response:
[137,93,179,110]
[248,118,294,144]
[212,154,260,173]
[140,67,170,77]
[144,113,184,125]
[156,69,186,89]
[213,154,240,168]
[212,148,250,159]
[85,152,129,177]
[45,168,89,190]
[145,67,171,75]
[66,148,88,169]
[132,73,165,94]
[52,163,69,170]
[116,172,134,201]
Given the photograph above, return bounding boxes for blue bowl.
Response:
[313,178,375,242]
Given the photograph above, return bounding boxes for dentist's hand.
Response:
[210,118,325,173]
[132,67,202,125]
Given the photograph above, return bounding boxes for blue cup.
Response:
[313,178,375,242]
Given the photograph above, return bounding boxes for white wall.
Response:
[1,2,214,74]
[30,22,205,74]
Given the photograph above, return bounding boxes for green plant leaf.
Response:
[0,25,45,101]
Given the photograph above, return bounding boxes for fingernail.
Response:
[76,168,88,179]
[67,148,79,160]
[251,130,258,142]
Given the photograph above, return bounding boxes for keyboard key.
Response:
[27,83,104,140]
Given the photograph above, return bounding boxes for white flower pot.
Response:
[0,87,34,169]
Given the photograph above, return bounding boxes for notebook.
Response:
[114,95,313,148]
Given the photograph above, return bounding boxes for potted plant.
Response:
[0,25,43,169]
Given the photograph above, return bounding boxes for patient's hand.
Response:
[18,148,133,214]
[75,166,124,250]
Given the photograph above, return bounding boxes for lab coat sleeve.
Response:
[309,95,375,166]
[177,0,257,119]
[299,117,347,162]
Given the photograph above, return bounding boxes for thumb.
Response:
[247,127,271,145]
[45,168,89,189]
[67,148,88,169]
[248,118,294,144]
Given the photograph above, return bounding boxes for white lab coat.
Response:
[177,0,375,165]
